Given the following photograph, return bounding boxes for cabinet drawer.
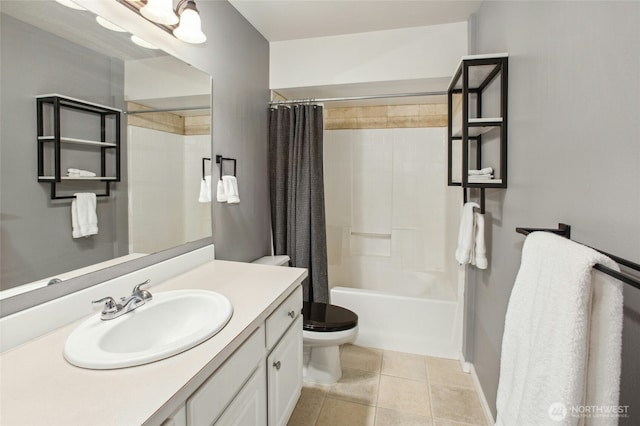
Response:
[266,286,302,350]
[187,326,266,425]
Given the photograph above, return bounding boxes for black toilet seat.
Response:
[302,302,358,332]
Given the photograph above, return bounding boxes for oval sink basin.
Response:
[64,289,233,369]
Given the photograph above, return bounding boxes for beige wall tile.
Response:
[355,117,388,129]
[325,103,448,129]
[184,115,211,135]
[388,104,420,117]
[358,106,388,118]
[326,117,359,130]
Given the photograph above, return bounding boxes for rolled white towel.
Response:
[216,179,227,202]
[222,175,240,204]
[468,167,494,175]
[67,168,96,177]
[468,175,494,183]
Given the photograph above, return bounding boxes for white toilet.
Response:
[252,256,358,384]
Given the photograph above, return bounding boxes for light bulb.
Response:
[96,16,126,33]
[173,6,206,44]
[140,0,179,25]
[130,35,159,50]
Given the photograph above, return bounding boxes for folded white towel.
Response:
[470,212,487,269]
[468,167,494,175]
[455,202,479,264]
[216,179,227,202]
[199,176,212,203]
[495,232,623,426]
[222,175,240,204]
[71,193,98,238]
[67,168,96,177]
[468,175,494,183]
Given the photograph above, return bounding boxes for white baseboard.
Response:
[460,353,495,426]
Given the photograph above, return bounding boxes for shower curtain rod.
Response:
[124,106,210,115]
[269,90,447,106]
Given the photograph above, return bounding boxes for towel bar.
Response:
[215,155,237,180]
[516,223,640,290]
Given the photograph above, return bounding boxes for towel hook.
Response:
[215,155,237,180]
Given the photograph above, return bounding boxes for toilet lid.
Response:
[302,302,358,332]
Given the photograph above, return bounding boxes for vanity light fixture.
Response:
[55,0,86,11]
[140,0,179,26]
[119,0,207,45]
[172,0,207,44]
[96,16,127,33]
[131,35,160,50]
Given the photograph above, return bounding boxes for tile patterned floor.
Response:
[288,345,488,426]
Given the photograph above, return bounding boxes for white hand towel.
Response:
[67,168,96,177]
[216,179,227,202]
[455,202,479,264]
[71,193,98,238]
[468,167,494,175]
[470,212,487,269]
[495,232,623,426]
[199,176,212,203]
[222,175,240,204]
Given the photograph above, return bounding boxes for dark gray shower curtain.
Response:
[268,105,329,303]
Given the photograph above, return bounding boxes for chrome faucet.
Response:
[92,279,153,320]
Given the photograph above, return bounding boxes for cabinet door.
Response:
[267,316,303,426]
[215,363,267,426]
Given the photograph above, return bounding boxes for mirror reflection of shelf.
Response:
[38,136,117,147]
[38,176,118,181]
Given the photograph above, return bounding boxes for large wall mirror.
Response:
[0,1,213,315]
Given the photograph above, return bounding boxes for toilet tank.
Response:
[251,255,290,266]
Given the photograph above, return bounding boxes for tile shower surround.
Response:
[289,344,487,426]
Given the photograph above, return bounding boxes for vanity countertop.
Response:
[0,260,307,426]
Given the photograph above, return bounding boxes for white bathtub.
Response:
[330,286,462,359]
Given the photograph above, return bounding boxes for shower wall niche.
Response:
[324,127,461,300]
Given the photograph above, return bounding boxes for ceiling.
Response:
[228,0,482,42]
[229,0,482,106]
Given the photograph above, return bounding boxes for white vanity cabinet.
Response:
[265,286,303,426]
[181,285,303,426]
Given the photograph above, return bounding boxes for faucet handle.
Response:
[132,279,152,301]
[92,296,119,313]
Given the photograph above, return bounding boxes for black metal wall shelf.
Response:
[36,94,121,200]
[447,54,508,212]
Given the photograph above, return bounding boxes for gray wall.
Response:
[164,1,271,263]
[0,14,128,289]
[469,1,640,422]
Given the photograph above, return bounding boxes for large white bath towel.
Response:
[495,232,623,426]
[71,193,98,238]
[455,202,480,265]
